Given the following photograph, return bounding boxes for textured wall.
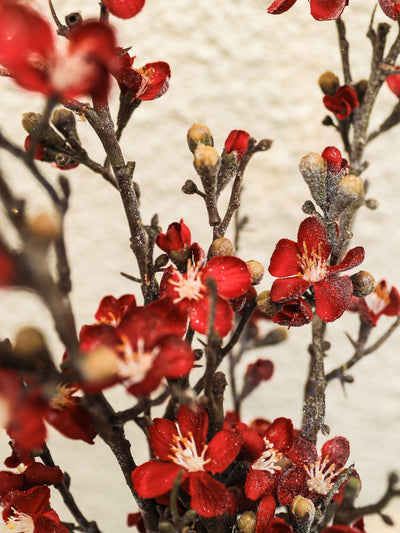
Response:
[0,0,399,531]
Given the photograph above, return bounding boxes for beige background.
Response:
[0,0,399,531]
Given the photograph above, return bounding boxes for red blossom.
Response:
[267,0,349,20]
[224,130,250,160]
[156,219,193,269]
[94,294,137,327]
[160,255,252,337]
[131,405,242,517]
[0,1,117,102]
[103,0,145,19]
[350,280,400,326]
[323,86,359,120]
[321,146,349,175]
[379,0,400,20]
[272,297,313,327]
[268,217,365,322]
[0,462,63,501]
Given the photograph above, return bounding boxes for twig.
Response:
[336,18,352,85]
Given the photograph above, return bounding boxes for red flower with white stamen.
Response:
[160,256,252,337]
[278,436,350,505]
[94,294,136,327]
[269,217,365,322]
[350,279,400,327]
[267,0,349,21]
[131,405,242,517]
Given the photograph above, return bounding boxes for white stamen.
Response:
[169,263,205,304]
[304,456,342,495]
[169,430,209,472]
[117,337,159,387]
[1,512,34,533]
[298,243,328,283]
[251,439,282,474]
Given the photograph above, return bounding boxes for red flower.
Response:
[321,146,349,175]
[379,0,400,20]
[323,86,359,120]
[156,219,194,269]
[350,280,400,326]
[244,418,293,502]
[386,66,400,98]
[0,462,63,500]
[0,1,117,102]
[0,243,16,286]
[268,217,365,322]
[160,256,252,337]
[267,0,349,20]
[272,297,313,327]
[131,405,242,517]
[94,294,137,327]
[278,436,350,505]
[103,0,145,19]
[225,130,250,160]
[115,49,170,101]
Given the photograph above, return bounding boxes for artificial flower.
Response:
[321,146,349,175]
[272,297,313,327]
[156,219,193,269]
[131,405,242,517]
[225,130,250,160]
[94,294,136,327]
[268,217,365,322]
[323,86,359,120]
[350,279,400,326]
[267,0,349,21]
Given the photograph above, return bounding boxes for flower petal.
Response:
[202,256,252,300]
[245,468,281,501]
[132,460,182,498]
[297,217,330,261]
[309,0,349,20]
[255,494,276,533]
[189,294,234,337]
[103,0,145,19]
[149,418,178,461]
[264,417,293,452]
[314,276,353,322]
[267,0,298,15]
[188,471,232,517]
[268,239,300,277]
[205,429,242,473]
[270,277,310,303]
[277,465,309,505]
[321,436,350,469]
[177,405,208,452]
[329,246,365,274]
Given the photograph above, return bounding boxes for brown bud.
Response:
[291,495,315,523]
[209,237,235,257]
[337,174,363,198]
[366,198,378,210]
[52,108,79,140]
[256,290,281,315]
[351,270,375,298]
[247,260,265,285]
[187,122,213,153]
[182,179,198,194]
[27,212,62,242]
[236,511,257,533]
[194,144,220,174]
[14,327,46,359]
[318,71,339,95]
[21,112,42,133]
[22,112,67,150]
[299,153,327,208]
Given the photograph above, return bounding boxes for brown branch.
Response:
[336,18,352,85]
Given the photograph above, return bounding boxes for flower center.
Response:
[169,263,205,304]
[304,456,343,495]
[298,242,328,283]
[251,439,282,473]
[1,512,34,533]
[49,383,77,411]
[117,337,159,387]
[169,430,209,472]
[135,66,156,98]
[365,284,390,315]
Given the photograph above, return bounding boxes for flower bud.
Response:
[52,108,79,140]
[209,237,235,257]
[351,270,375,298]
[299,153,327,208]
[291,496,315,524]
[366,198,378,210]
[236,511,257,533]
[319,71,340,95]
[14,327,46,359]
[22,112,66,150]
[337,174,363,197]
[27,212,62,243]
[256,290,281,315]
[78,346,118,383]
[187,122,213,153]
[247,260,264,285]
[182,179,198,194]
[194,144,220,174]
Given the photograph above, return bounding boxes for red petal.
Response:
[321,436,350,469]
[385,286,400,315]
[270,277,310,303]
[0,244,16,286]
[202,256,252,300]
[94,294,136,326]
[245,468,280,500]
[79,324,119,353]
[314,276,353,322]
[379,0,400,20]
[277,466,309,505]
[132,461,182,498]
[264,417,293,452]
[103,0,145,19]
[297,217,330,262]
[205,429,241,473]
[329,246,365,273]
[268,239,300,277]
[267,0,298,14]
[24,463,63,487]
[309,0,349,20]
[177,405,208,453]
[189,294,234,337]
[255,494,276,533]
[286,433,318,466]
[45,403,96,444]
[135,61,171,100]
[224,130,250,160]
[152,336,194,379]
[149,418,178,461]
[188,471,232,517]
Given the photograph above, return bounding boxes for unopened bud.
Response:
[154,254,169,270]
[194,144,220,174]
[319,71,339,95]
[351,270,375,298]
[65,11,82,29]
[337,174,363,198]
[21,112,42,133]
[236,511,257,533]
[27,212,62,242]
[366,198,378,210]
[78,347,118,383]
[256,290,281,315]
[182,179,198,195]
[14,327,46,359]
[291,496,315,525]
[22,113,66,150]
[52,108,79,140]
[210,237,235,257]
[247,260,264,285]
[299,153,327,208]
[187,123,213,153]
